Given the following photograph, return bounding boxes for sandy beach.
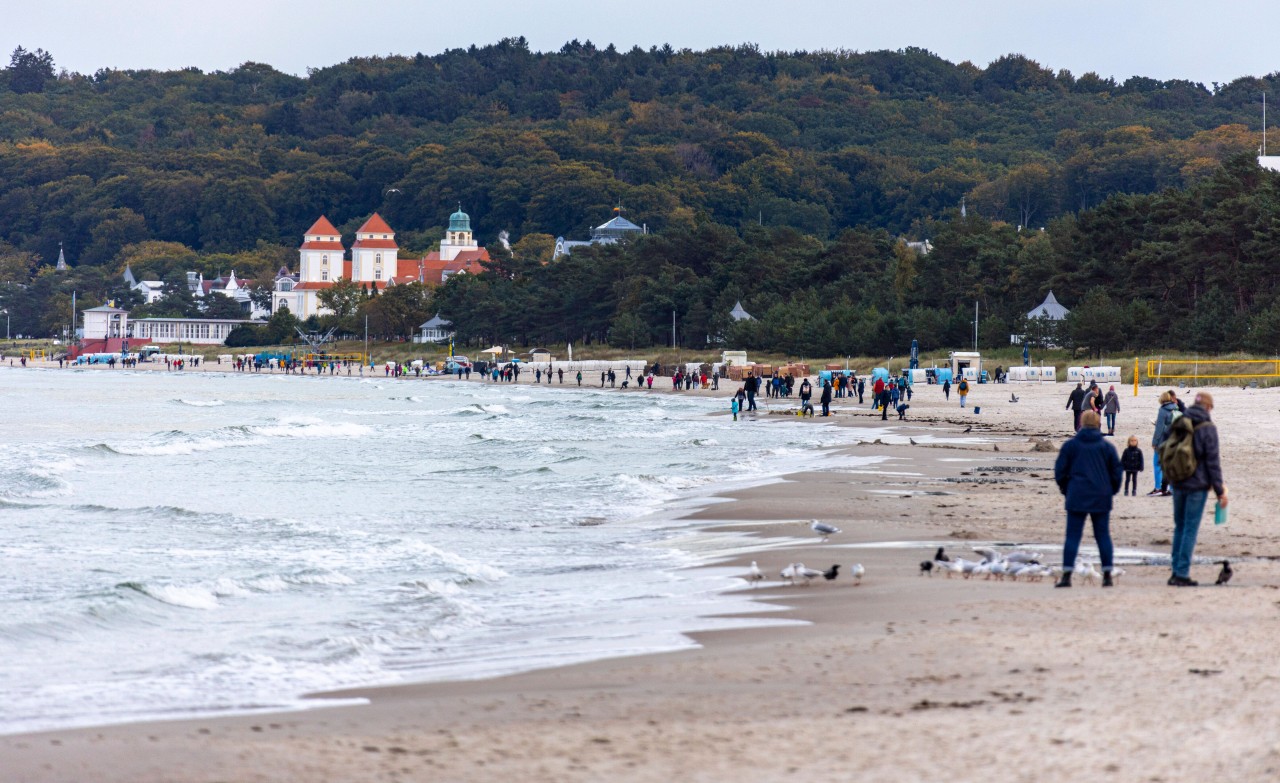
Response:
[4,375,1276,782]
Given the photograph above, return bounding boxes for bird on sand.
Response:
[1216,560,1233,585]
[823,564,841,581]
[849,563,866,585]
[796,563,824,586]
[746,561,765,586]
[963,426,973,433]
[909,438,918,445]
[919,560,933,576]
[1010,393,1019,403]
[935,547,950,562]
[811,520,841,541]
[780,563,798,584]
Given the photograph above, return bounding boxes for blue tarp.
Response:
[871,367,890,382]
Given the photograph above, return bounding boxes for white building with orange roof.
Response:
[273,210,491,319]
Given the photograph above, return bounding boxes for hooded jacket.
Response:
[1171,404,1224,496]
[1055,426,1123,513]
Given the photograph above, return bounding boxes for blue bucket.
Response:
[973,406,981,414]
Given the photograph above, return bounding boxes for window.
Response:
[322,270,329,281]
[374,269,382,280]
[321,255,329,265]
[375,253,382,264]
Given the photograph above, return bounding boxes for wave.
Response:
[116,581,219,610]
[0,456,78,499]
[92,419,370,457]
[175,399,225,407]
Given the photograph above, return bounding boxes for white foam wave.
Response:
[177,399,225,407]
[128,583,219,610]
[250,418,371,439]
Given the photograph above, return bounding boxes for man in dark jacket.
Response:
[744,373,758,411]
[1054,410,1123,587]
[1168,393,1227,586]
[1066,383,1086,432]
[820,381,833,417]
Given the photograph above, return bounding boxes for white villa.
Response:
[554,209,646,258]
[81,305,251,345]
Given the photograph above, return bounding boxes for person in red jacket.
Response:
[873,376,887,420]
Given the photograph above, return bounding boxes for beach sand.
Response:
[4,378,1277,782]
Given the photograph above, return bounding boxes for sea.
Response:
[0,366,866,735]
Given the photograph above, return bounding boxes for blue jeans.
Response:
[1171,488,1209,578]
[1063,510,1114,573]
[1152,450,1163,490]
[1105,412,1116,432]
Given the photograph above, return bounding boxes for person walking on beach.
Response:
[942,378,950,400]
[1103,385,1120,435]
[957,376,969,408]
[1067,382,1086,431]
[1150,391,1177,496]
[557,368,564,384]
[1121,435,1144,496]
[576,370,582,386]
[873,376,885,409]
[1054,410,1122,588]
[857,377,865,404]
[731,395,740,421]
[744,373,758,411]
[1163,392,1227,587]
[820,380,833,417]
[799,378,812,410]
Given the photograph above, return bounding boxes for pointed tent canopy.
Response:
[1027,290,1069,321]
[55,244,68,271]
[729,301,754,321]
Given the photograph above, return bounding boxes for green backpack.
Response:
[1159,415,1208,484]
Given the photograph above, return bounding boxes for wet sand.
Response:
[3,379,1274,782]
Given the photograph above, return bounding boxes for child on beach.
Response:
[731,396,740,421]
[1121,435,1144,496]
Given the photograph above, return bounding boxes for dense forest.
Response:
[0,40,1278,354]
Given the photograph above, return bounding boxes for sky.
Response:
[4,0,1280,87]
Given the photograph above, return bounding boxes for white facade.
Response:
[82,306,129,339]
[131,318,252,345]
[135,280,165,304]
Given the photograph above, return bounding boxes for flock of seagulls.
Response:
[743,522,1238,591]
[920,546,1128,585]
[746,560,865,587]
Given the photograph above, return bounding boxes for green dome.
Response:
[448,205,471,232]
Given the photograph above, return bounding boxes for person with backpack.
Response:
[1053,410,1123,588]
[957,376,969,407]
[1149,391,1178,496]
[1160,392,1227,587]
[820,380,833,417]
[942,378,951,400]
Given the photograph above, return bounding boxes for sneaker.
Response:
[1161,490,1173,496]
[1170,576,1199,587]
[1167,575,1179,586]
[1147,490,1163,496]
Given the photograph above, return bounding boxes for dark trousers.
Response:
[1123,471,1138,495]
[1063,510,1114,573]
[746,391,756,411]
[1073,409,1082,431]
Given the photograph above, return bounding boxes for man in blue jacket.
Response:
[1054,410,1123,587]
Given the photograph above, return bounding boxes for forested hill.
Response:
[0,38,1275,270]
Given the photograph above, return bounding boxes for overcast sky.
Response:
[5,0,1279,87]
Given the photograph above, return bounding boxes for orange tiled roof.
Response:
[305,216,341,236]
[357,213,394,234]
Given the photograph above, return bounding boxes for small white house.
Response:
[415,314,453,344]
[82,305,129,340]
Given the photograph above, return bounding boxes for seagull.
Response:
[1110,566,1126,585]
[1006,551,1041,565]
[746,561,765,587]
[1216,560,1233,585]
[823,564,841,581]
[849,563,866,585]
[934,547,950,562]
[919,560,933,576]
[937,559,964,578]
[796,563,824,586]
[974,547,1002,564]
[1079,561,1101,586]
[780,563,798,584]
[811,520,841,541]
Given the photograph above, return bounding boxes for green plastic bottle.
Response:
[1214,501,1228,526]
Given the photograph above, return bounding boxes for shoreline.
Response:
[3,379,1275,781]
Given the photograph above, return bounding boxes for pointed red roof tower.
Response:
[301,215,343,250]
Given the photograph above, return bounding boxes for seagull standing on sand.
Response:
[796,563,824,586]
[811,520,841,542]
[746,561,765,587]
[849,563,866,585]
[780,563,799,584]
